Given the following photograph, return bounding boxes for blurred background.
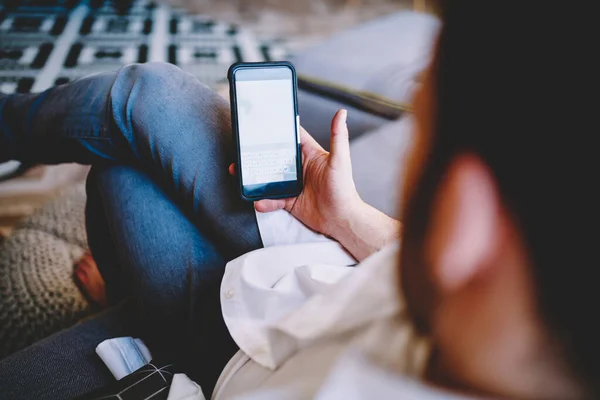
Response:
[1,0,439,360]
[0,0,423,235]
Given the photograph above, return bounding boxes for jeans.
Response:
[0,63,264,399]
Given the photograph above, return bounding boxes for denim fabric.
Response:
[0,63,259,399]
[0,62,262,257]
[85,166,240,396]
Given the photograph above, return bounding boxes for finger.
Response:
[299,126,324,158]
[255,199,287,213]
[329,109,351,169]
[75,267,87,283]
[228,163,235,176]
[300,126,319,147]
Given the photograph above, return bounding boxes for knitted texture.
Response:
[0,183,93,359]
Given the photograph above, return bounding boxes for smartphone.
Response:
[228,61,303,201]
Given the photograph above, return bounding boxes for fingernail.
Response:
[341,109,348,123]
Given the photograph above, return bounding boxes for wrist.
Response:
[330,200,401,261]
[328,197,367,240]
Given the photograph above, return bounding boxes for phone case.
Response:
[228,61,303,201]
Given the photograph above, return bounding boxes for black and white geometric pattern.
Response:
[0,40,53,70]
[0,0,290,93]
[0,0,289,176]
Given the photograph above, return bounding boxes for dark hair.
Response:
[405,1,599,395]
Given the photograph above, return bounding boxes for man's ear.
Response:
[426,154,504,293]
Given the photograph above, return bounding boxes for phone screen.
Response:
[233,66,300,198]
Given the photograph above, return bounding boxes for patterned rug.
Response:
[0,0,290,95]
[0,0,290,184]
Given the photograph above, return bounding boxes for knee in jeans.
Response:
[112,62,225,131]
[110,62,206,147]
[111,62,229,154]
[117,62,205,100]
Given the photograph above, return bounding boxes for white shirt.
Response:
[161,211,472,399]
[169,212,469,399]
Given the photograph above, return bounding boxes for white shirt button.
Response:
[225,289,235,299]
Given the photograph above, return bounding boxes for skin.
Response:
[402,66,582,399]
[74,252,107,308]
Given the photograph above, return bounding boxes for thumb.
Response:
[329,109,351,169]
[255,199,287,213]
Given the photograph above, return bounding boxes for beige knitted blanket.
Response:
[0,184,92,359]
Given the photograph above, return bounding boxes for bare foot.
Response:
[74,252,107,308]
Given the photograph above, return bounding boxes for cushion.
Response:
[291,11,440,143]
[350,116,414,217]
[0,183,92,359]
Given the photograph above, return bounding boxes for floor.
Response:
[166,0,413,47]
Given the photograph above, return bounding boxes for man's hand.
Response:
[229,109,400,260]
[230,109,360,238]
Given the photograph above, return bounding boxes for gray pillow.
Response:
[290,11,440,144]
[350,117,415,217]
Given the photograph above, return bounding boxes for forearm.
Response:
[332,201,401,261]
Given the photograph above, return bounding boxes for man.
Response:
[0,1,597,399]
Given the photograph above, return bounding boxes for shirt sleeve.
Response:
[220,242,357,369]
[254,209,334,248]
